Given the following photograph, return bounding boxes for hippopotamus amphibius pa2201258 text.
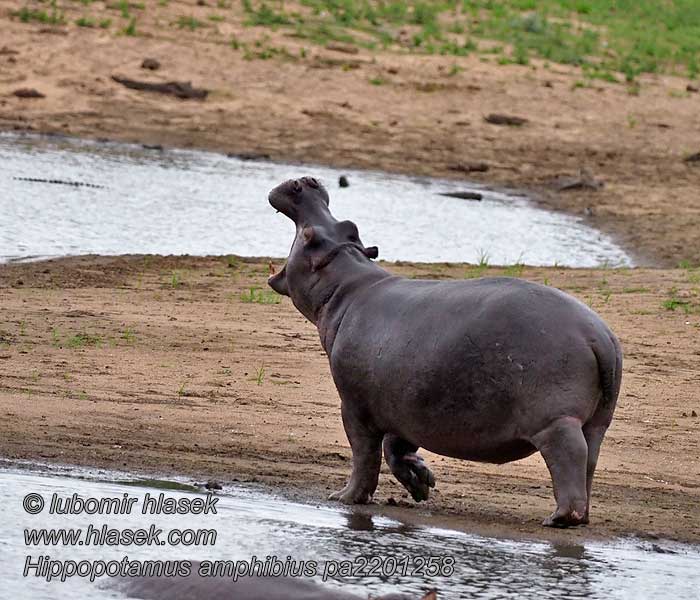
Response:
[112,564,437,600]
[267,177,622,528]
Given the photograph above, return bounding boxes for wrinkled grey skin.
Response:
[268,177,622,527]
[113,566,436,600]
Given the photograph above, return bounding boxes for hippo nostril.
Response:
[307,177,319,188]
[292,180,302,194]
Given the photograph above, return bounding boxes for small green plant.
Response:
[663,298,689,312]
[226,255,240,269]
[477,249,490,268]
[240,287,281,304]
[99,18,112,28]
[117,0,130,18]
[177,16,205,30]
[123,17,137,36]
[244,2,292,27]
[67,332,102,348]
[15,2,65,25]
[121,328,136,344]
[369,77,385,85]
[254,364,265,385]
[503,255,525,278]
[177,382,187,396]
[446,63,463,77]
[76,16,96,27]
[170,271,182,287]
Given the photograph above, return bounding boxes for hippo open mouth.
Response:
[268,176,329,222]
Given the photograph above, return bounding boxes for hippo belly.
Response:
[329,277,603,462]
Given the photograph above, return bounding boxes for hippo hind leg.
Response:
[532,416,588,528]
[580,423,608,524]
[581,393,616,523]
[383,434,436,502]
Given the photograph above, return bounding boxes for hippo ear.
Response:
[363,246,379,260]
[421,591,438,600]
[268,264,289,296]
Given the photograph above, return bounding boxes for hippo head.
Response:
[268,177,379,323]
[268,175,330,220]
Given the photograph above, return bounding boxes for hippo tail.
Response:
[592,331,623,424]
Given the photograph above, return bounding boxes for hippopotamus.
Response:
[267,177,622,527]
[112,565,436,600]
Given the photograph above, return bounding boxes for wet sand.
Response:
[1,255,698,544]
[1,2,699,266]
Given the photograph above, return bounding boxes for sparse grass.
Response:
[14,1,65,25]
[122,17,137,36]
[66,332,102,348]
[254,364,265,385]
[663,287,698,314]
[76,16,96,28]
[170,271,182,288]
[116,0,131,18]
[237,0,700,80]
[240,287,281,304]
[121,328,136,344]
[477,248,490,268]
[177,16,206,30]
[503,256,525,278]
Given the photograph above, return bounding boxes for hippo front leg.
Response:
[383,434,436,502]
[328,401,383,504]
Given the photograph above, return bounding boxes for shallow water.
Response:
[0,133,631,267]
[1,464,697,600]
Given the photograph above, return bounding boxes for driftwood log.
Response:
[111,75,208,100]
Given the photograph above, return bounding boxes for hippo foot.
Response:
[328,485,373,505]
[542,508,587,528]
[388,453,436,502]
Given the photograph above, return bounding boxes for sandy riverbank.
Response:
[0,255,698,543]
[1,1,699,266]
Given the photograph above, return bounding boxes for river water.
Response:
[1,463,697,600]
[0,133,631,267]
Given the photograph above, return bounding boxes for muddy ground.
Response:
[0,1,699,266]
[0,256,698,544]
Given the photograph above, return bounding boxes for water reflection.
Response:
[0,466,697,600]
